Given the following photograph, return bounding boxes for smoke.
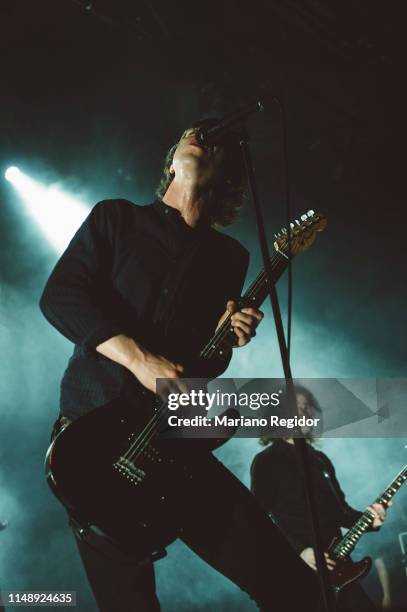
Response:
[0,284,95,606]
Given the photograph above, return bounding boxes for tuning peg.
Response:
[281,227,287,234]
[301,214,307,221]
[290,222,295,229]
[307,210,314,217]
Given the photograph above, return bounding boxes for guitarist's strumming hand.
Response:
[216,300,264,347]
[300,547,336,572]
[128,349,186,398]
[367,501,392,530]
[96,334,186,397]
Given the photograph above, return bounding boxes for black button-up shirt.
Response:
[40,199,249,420]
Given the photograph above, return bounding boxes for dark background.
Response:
[0,1,406,610]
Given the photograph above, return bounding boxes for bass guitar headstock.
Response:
[274,210,327,256]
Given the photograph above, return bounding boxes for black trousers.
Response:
[72,453,320,611]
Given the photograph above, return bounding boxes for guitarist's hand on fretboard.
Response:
[367,501,391,530]
[216,300,264,348]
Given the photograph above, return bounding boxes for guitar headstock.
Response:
[274,210,327,255]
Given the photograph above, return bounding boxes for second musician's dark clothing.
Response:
[251,440,363,553]
[39,199,249,420]
[251,440,378,611]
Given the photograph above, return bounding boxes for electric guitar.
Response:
[45,210,326,557]
[329,464,407,592]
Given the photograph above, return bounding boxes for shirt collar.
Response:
[152,199,181,220]
[152,199,211,232]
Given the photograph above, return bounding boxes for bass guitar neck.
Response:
[332,464,407,560]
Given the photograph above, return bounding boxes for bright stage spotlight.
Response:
[4,166,90,253]
[5,166,21,182]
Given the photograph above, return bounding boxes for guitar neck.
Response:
[332,464,407,559]
[199,247,290,361]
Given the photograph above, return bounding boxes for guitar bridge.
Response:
[113,457,146,486]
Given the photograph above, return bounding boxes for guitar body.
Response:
[45,395,228,558]
[328,537,372,593]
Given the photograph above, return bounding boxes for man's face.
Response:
[296,393,314,418]
[296,392,316,435]
[170,127,225,185]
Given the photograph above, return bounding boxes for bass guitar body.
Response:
[328,537,372,593]
[45,395,227,558]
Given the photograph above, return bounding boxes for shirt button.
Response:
[162,288,169,295]
[164,209,169,215]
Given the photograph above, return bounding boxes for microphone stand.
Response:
[238,123,336,612]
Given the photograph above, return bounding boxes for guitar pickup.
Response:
[113,457,146,485]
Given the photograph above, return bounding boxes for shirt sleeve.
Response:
[39,200,127,354]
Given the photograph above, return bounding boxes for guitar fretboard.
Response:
[199,247,289,361]
[332,465,407,559]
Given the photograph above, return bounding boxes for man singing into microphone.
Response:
[40,119,319,611]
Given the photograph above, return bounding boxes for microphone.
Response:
[195,100,265,146]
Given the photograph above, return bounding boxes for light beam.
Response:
[5,166,89,253]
